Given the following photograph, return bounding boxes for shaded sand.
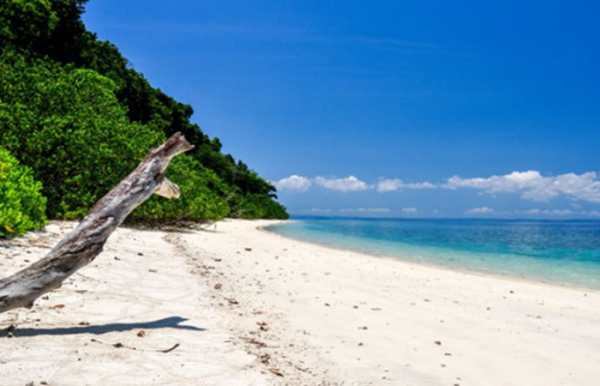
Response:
[2,219,600,385]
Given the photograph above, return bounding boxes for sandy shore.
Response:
[1,219,600,386]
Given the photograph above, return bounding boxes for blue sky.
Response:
[83,1,600,218]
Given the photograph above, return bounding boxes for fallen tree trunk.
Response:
[0,133,193,314]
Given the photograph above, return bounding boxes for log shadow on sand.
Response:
[8,316,204,337]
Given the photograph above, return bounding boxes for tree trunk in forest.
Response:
[0,133,193,315]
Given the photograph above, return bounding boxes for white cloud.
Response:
[275,170,600,215]
[307,208,332,213]
[339,207,391,213]
[274,175,312,192]
[445,171,600,203]
[466,206,495,214]
[376,179,435,193]
[315,176,369,192]
[548,209,573,216]
[401,207,418,213]
[521,208,573,216]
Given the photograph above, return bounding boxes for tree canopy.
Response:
[0,0,288,226]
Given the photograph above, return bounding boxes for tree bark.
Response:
[0,133,194,314]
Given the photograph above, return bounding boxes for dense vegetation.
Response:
[0,0,288,236]
[0,147,47,237]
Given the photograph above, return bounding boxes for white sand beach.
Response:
[1,219,600,386]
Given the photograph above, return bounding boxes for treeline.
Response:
[0,0,288,237]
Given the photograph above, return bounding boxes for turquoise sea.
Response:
[267,217,600,290]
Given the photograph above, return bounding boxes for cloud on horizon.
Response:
[273,174,312,192]
[376,179,435,192]
[520,208,574,216]
[274,171,600,205]
[314,175,369,192]
[444,171,600,203]
[299,207,600,218]
[466,206,496,214]
[339,207,391,213]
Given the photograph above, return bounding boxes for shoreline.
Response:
[179,220,600,385]
[262,221,600,294]
[2,219,600,385]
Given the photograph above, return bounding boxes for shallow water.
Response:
[268,217,600,290]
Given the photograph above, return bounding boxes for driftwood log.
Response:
[0,133,194,314]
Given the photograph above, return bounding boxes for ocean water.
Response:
[267,217,600,290]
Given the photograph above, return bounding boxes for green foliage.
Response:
[0,0,58,53]
[0,147,47,238]
[233,193,290,220]
[0,53,164,219]
[0,0,279,203]
[130,155,230,223]
[0,0,288,223]
[0,0,89,62]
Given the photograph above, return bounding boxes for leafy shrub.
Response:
[0,0,288,219]
[0,53,164,219]
[234,193,290,220]
[131,155,231,223]
[0,52,288,223]
[0,147,47,238]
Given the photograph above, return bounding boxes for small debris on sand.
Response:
[257,322,269,331]
[268,368,284,377]
[259,353,271,365]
